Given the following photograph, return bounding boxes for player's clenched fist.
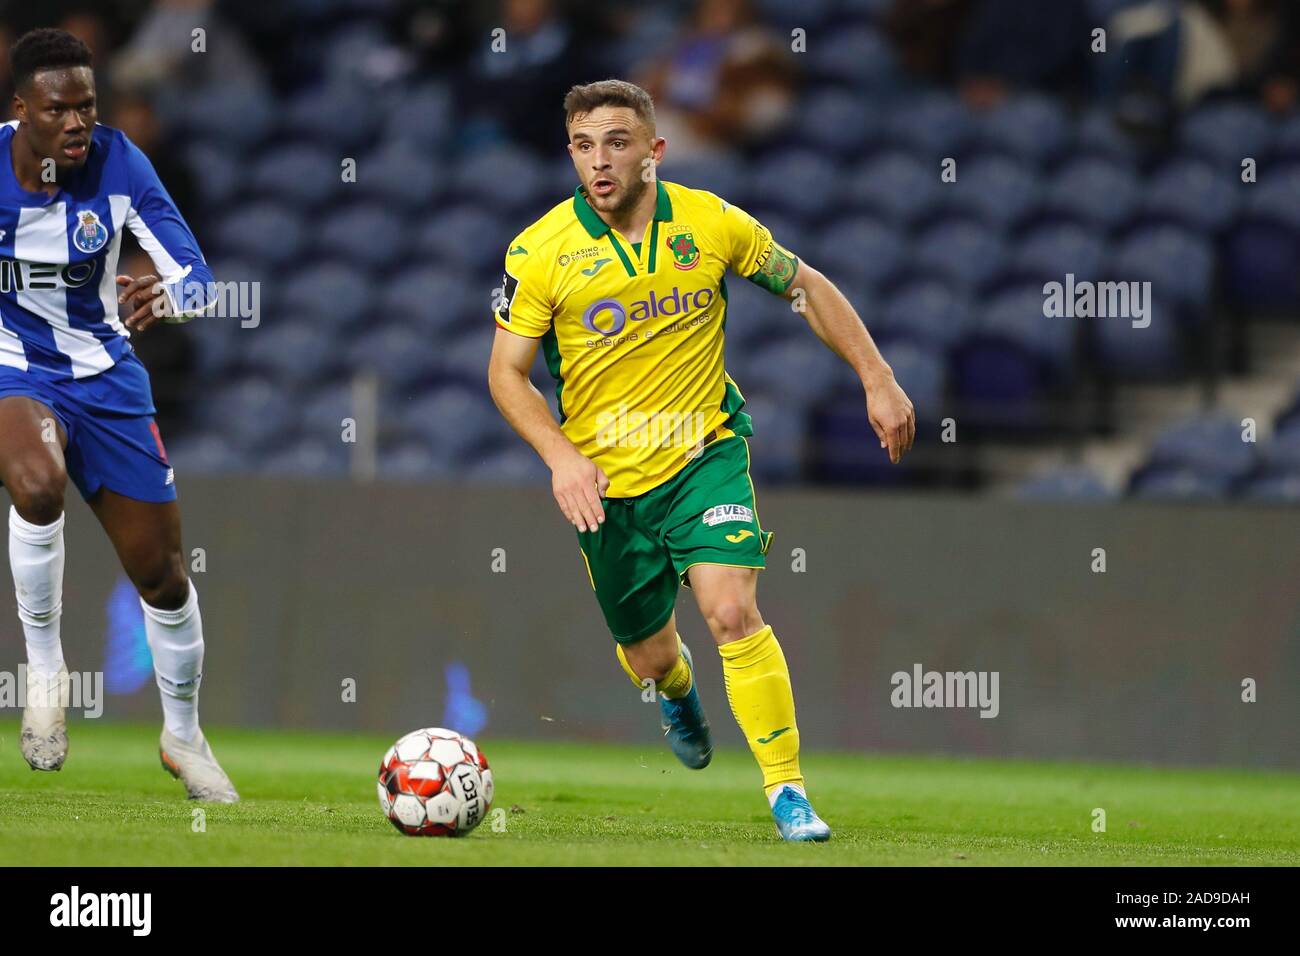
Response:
[117,273,171,332]
[550,448,609,533]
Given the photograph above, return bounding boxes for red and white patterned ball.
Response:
[377,728,494,836]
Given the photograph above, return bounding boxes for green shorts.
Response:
[576,434,774,645]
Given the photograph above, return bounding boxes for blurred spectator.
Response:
[1200,0,1300,111]
[453,0,602,155]
[639,0,797,158]
[109,0,267,95]
[106,88,200,233]
[887,0,1088,109]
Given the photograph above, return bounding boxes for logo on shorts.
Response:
[702,504,752,526]
[72,210,108,254]
[165,468,174,486]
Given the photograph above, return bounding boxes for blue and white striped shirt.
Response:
[0,121,214,381]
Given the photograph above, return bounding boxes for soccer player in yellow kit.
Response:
[488,80,914,841]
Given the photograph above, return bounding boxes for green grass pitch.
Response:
[1,720,1297,866]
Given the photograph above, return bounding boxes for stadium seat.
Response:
[1110,224,1215,311]
[204,376,295,454]
[184,143,246,208]
[1016,466,1115,500]
[440,328,495,388]
[163,431,249,476]
[380,81,454,153]
[454,147,548,214]
[281,262,371,334]
[414,206,510,272]
[1272,111,1300,163]
[248,145,344,210]
[1042,156,1141,232]
[847,152,944,228]
[213,203,308,270]
[1145,413,1257,483]
[975,95,1072,167]
[735,392,805,483]
[181,85,275,152]
[1005,222,1107,286]
[241,317,344,389]
[399,386,510,461]
[812,217,905,289]
[883,90,974,157]
[1128,465,1233,500]
[1140,158,1242,235]
[878,279,974,355]
[748,150,842,220]
[285,84,384,153]
[793,88,881,160]
[355,144,443,209]
[465,445,552,484]
[1071,107,1140,165]
[380,267,477,339]
[1237,472,1300,502]
[1260,419,1300,476]
[347,322,438,393]
[378,438,457,481]
[316,203,409,272]
[943,155,1042,231]
[1179,101,1275,168]
[809,25,899,90]
[260,434,350,477]
[1089,294,1185,380]
[1222,166,1300,307]
[659,154,746,205]
[739,338,840,409]
[912,219,1008,290]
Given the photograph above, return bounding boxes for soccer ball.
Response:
[377,728,494,837]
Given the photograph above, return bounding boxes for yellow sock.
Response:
[718,624,803,794]
[616,634,693,699]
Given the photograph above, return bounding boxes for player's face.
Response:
[567,106,663,218]
[14,66,97,172]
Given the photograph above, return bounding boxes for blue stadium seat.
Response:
[975,95,1071,166]
[399,385,509,460]
[1005,222,1107,286]
[809,26,899,90]
[380,81,454,153]
[1128,465,1232,500]
[1222,166,1300,307]
[280,262,370,333]
[735,391,805,483]
[347,322,438,393]
[883,90,973,157]
[1089,295,1184,379]
[378,438,456,480]
[465,445,552,484]
[847,152,944,228]
[454,147,548,214]
[164,431,249,476]
[1261,419,1300,476]
[316,204,408,272]
[1071,107,1140,165]
[184,143,246,208]
[414,206,509,272]
[720,277,794,352]
[1272,111,1300,163]
[300,378,359,441]
[659,155,746,205]
[203,376,295,454]
[913,219,1008,290]
[1110,224,1214,311]
[285,84,384,152]
[241,318,344,388]
[440,328,495,388]
[1276,390,1300,433]
[793,88,881,160]
[1016,466,1115,500]
[1042,156,1141,231]
[749,151,842,221]
[738,338,840,409]
[944,155,1042,230]
[1179,102,1274,168]
[812,218,905,288]
[1140,158,1242,235]
[260,435,350,477]
[356,144,443,209]
[213,203,307,269]
[879,279,974,355]
[182,86,275,152]
[1237,472,1300,502]
[1145,413,1256,482]
[877,340,946,426]
[380,268,476,339]
[248,146,343,210]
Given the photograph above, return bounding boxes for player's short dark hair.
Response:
[563,79,656,134]
[10,28,93,93]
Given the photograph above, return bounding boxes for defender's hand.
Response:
[550,448,610,533]
[866,373,915,464]
[117,274,170,332]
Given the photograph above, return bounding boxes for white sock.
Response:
[767,782,807,809]
[9,507,65,674]
[141,580,203,743]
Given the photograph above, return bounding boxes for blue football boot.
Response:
[771,786,832,842]
[658,642,713,769]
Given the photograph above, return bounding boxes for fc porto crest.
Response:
[73,209,108,254]
[666,225,699,271]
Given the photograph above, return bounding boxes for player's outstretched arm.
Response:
[487,328,609,532]
[768,254,915,464]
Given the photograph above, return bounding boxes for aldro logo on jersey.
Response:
[581,285,714,336]
[73,209,108,254]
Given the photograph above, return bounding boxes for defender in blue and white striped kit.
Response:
[2,28,237,801]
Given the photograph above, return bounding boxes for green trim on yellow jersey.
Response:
[494,180,792,498]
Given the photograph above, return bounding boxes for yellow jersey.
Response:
[493,179,797,497]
